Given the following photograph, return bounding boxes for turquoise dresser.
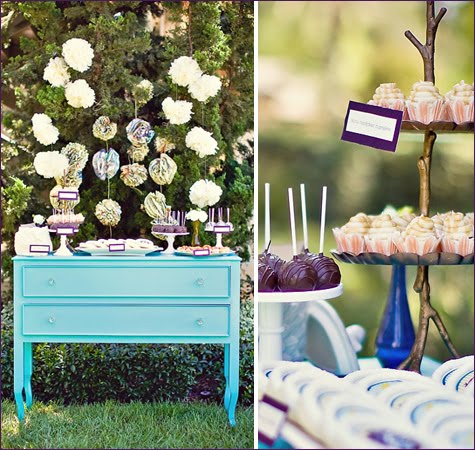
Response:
[13,254,241,425]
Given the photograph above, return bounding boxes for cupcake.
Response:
[445,81,474,124]
[441,212,474,256]
[364,214,399,255]
[333,213,371,255]
[368,83,407,117]
[431,212,450,238]
[406,81,446,124]
[393,212,416,233]
[394,215,440,255]
[465,212,474,226]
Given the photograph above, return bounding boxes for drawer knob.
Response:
[196,318,204,326]
[48,316,56,324]
[197,277,204,286]
[48,278,55,286]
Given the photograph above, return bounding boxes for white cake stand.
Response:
[151,232,189,254]
[258,284,343,361]
[49,224,79,257]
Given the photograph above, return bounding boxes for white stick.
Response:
[288,188,297,257]
[264,183,270,250]
[300,184,308,250]
[319,186,327,255]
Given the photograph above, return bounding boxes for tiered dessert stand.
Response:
[205,208,233,248]
[333,0,474,372]
[151,231,189,254]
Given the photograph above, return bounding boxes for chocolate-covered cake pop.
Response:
[302,251,341,289]
[258,241,285,273]
[278,256,318,292]
[258,263,278,292]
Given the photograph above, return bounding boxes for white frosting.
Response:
[445,80,474,104]
[408,81,443,103]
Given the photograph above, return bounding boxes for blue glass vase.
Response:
[375,265,415,368]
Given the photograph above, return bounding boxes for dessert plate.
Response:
[75,246,162,256]
[174,250,235,257]
[259,284,343,303]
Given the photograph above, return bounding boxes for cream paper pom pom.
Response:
[65,80,95,108]
[188,74,222,102]
[162,97,193,125]
[62,38,94,72]
[43,57,70,87]
[34,151,69,179]
[189,179,222,208]
[186,209,208,223]
[133,79,154,104]
[168,56,202,87]
[185,127,218,158]
[31,113,60,146]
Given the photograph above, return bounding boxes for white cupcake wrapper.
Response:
[393,235,441,255]
[447,98,474,124]
[406,99,446,124]
[441,235,474,257]
[333,228,367,255]
[364,235,399,256]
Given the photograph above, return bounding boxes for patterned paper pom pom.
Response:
[126,118,154,146]
[95,199,122,227]
[120,163,148,187]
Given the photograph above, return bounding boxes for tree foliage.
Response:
[1,1,254,288]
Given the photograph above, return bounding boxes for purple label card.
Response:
[213,225,231,233]
[109,243,126,252]
[29,244,51,254]
[56,226,76,236]
[193,249,210,256]
[57,190,79,201]
[258,395,289,447]
[341,101,403,152]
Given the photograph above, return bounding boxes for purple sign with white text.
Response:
[341,101,403,152]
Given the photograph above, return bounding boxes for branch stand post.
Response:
[398,1,460,372]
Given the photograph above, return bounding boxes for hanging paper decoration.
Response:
[49,185,80,210]
[92,148,120,181]
[144,191,167,220]
[95,199,122,227]
[120,163,148,187]
[127,144,149,163]
[149,154,177,186]
[92,116,117,142]
[126,118,155,146]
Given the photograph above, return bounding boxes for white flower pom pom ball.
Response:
[34,151,69,179]
[189,179,222,209]
[43,57,70,87]
[62,38,94,72]
[162,97,193,125]
[168,56,202,87]
[31,113,60,146]
[185,127,218,158]
[188,75,222,102]
[65,80,95,108]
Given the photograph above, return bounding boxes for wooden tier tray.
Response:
[331,250,474,266]
[401,120,474,133]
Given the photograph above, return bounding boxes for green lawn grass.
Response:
[1,400,254,449]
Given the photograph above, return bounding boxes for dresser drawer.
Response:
[22,304,229,336]
[22,266,230,298]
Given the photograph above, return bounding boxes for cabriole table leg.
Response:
[14,338,25,421]
[227,340,240,426]
[24,342,33,408]
[223,343,231,412]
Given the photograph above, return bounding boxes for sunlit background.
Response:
[258,1,474,361]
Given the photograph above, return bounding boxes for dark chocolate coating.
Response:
[303,251,341,289]
[258,250,285,273]
[258,263,278,292]
[278,256,317,292]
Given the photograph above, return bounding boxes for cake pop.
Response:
[258,241,285,273]
[301,184,341,290]
[278,256,317,292]
[258,263,278,292]
[278,188,318,292]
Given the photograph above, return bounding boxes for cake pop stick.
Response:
[264,183,270,250]
[300,183,309,250]
[288,187,298,257]
[319,186,327,255]
[227,207,230,224]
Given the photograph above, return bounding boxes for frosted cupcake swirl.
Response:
[369,83,405,110]
[341,213,371,235]
[445,80,474,104]
[405,216,437,238]
[393,212,416,232]
[368,214,398,239]
[443,212,473,239]
[408,81,443,103]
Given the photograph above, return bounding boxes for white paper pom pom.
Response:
[43,57,70,87]
[189,179,222,208]
[34,151,69,179]
[168,56,202,87]
[188,74,222,102]
[65,80,95,108]
[162,97,193,125]
[185,127,218,158]
[62,38,94,72]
